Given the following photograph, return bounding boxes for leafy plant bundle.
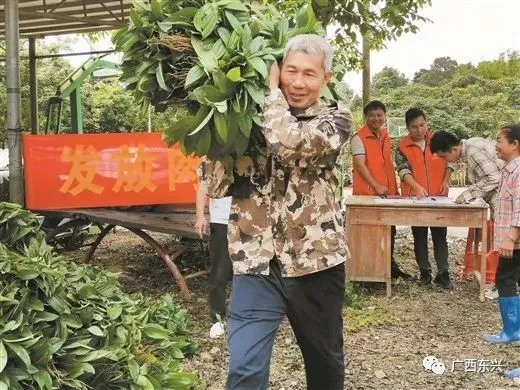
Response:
[0,203,197,390]
[113,0,330,162]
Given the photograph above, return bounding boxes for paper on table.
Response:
[374,198,415,204]
[412,196,456,205]
[373,197,456,205]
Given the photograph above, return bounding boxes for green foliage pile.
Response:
[0,203,197,390]
[113,0,327,162]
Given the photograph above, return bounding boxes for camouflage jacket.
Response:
[201,88,352,277]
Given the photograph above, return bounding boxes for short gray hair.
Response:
[283,34,333,72]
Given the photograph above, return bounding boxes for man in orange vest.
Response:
[351,100,411,279]
[395,107,453,289]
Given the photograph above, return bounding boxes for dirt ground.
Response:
[68,228,520,390]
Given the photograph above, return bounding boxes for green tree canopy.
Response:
[372,66,409,95]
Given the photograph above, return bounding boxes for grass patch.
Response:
[345,306,395,332]
[344,282,395,332]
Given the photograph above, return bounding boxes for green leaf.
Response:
[142,324,170,340]
[108,305,123,320]
[128,359,140,382]
[151,0,162,19]
[244,83,266,106]
[185,65,207,88]
[227,30,241,50]
[157,20,173,32]
[218,0,249,12]
[5,343,31,368]
[194,3,219,39]
[68,362,95,380]
[241,24,252,51]
[188,107,214,136]
[189,85,230,103]
[138,75,158,93]
[17,268,39,280]
[77,284,99,300]
[78,349,112,362]
[226,67,242,82]
[156,65,170,91]
[191,37,218,72]
[196,126,212,156]
[48,296,69,314]
[136,375,155,389]
[248,57,268,78]
[129,9,143,28]
[87,326,104,337]
[225,11,243,33]
[213,112,229,145]
[250,36,264,54]
[213,70,235,95]
[233,129,250,156]
[33,369,52,390]
[163,116,198,145]
[33,311,60,323]
[0,343,7,373]
[63,314,83,329]
[168,7,197,23]
[211,39,227,60]
[217,27,231,46]
[237,114,253,137]
[214,100,228,113]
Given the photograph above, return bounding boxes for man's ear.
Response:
[323,71,333,85]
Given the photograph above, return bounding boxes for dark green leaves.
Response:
[113,0,329,159]
[0,202,198,389]
[194,3,219,39]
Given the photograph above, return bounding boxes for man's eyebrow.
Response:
[284,64,319,73]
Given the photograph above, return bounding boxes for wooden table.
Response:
[35,205,208,299]
[345,196,489,300]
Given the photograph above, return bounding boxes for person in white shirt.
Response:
[195,171,233,338]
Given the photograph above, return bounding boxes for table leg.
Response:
[386,225,391,297]
[480,218,488,302]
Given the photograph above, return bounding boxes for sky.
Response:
[344,0,520,93]
[48,0,520,94]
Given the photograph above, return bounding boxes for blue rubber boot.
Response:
[484,296,520,344]
[506,368,520,379]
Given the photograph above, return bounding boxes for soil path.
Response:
[69,228,520,390]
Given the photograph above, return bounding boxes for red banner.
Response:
[23,132,200,210]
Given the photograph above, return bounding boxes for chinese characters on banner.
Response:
[22,132,200,210]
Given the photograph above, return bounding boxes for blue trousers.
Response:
[226,260,345,390]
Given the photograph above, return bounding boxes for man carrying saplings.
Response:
[200,34,352,389]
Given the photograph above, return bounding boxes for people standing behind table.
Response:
[483,125,520,345]
[430,131,504,216]
[394,108,453,289]
[351,100,411,280]
[430,130,505,298]
[195,168,233,339]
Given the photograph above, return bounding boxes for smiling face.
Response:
[496,128,520,161]
[280,51,332,109]
[364,108,386,133]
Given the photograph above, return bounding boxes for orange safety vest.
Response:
[397,131,447,197]
[352,125,398,196]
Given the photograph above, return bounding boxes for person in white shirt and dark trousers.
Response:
[196,171,233,338]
